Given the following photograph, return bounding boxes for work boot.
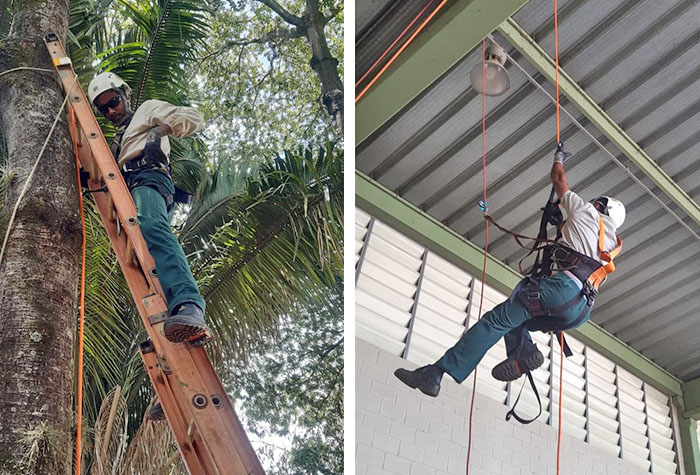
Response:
[492,340,544,382]
[394,364,443,397]
[146,402,165,422]
[163,303,210,343]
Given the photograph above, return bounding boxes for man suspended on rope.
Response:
[395,143,625,398]
[87,72,210,344]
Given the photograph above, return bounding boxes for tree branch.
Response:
[198,25,305,63]
[323,6,341,25]
[318,336,343,362]
[256,0,303,27]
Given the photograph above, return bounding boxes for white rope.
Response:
[0,76,79,267]
[0,67,54,78]
[488,36,700,244]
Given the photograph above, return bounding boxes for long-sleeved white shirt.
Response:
[116,99,203,167]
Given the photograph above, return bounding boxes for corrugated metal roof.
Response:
[356,0,700,381]
[356,0,435,85]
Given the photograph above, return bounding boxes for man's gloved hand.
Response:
[143,126,168,167]
[553,141,571,164]
[145,125,164,147]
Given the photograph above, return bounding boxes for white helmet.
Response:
[592,196,625,229]
[87,72,132,105]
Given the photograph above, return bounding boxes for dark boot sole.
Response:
[394,369,440,397]
[164,316,211,343]
[492,350,544,382]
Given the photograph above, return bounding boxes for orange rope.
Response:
[355,0,450,103]
[355,1,435,88]
[556,332,564,475]
[553,2,564,474]
[69,108,87,475]
[466,39,489,475]
[554,0,561,142]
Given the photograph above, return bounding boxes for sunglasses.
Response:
[97,95,122,114]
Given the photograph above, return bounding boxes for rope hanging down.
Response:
[466,2,566,473]
[69,108,88,475]
[465,38,490,475]
[554,0,564,475]
[553,1,565,472]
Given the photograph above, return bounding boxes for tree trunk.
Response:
[0,1,79,473]
[304,0,344,133]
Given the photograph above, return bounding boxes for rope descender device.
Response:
[478,199,488,216]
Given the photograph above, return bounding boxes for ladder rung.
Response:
[107,195,116,221]
[88,159,100,182]
[126,236,135,266]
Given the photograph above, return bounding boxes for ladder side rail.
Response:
[189,347,270,470]
[140,345,212,475]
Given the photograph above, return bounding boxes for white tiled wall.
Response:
[356,339,651,475]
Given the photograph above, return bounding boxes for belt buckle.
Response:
[553,246,570,261]
[526,290,540,302]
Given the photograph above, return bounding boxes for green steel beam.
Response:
[673,396,700,475]
[498,18,700,229]
[356,171,682,397]
[355,0,529,146]
[683,377,700,419]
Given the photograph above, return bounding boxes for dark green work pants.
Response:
[436,272,590,383]
[128,170,205,315]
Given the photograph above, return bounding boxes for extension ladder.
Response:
[44,34,265,475]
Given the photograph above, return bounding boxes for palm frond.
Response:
[91,385,129,475]
[119,401,185,475]
[186,144,343,359]
[178,156,260,250]
[97,0,211,107]
[67,0,113,77]
[79,201,149,438]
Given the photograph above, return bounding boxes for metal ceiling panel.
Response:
[357,0,700,381]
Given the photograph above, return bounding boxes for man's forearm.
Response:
[551,162,569,198]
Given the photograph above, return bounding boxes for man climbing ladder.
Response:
[87,72,210,343]
[395,144,625,398]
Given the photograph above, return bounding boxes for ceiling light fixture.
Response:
[470,43,511,96]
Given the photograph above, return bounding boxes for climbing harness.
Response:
[109,112,193,205]
[497,144,622,425]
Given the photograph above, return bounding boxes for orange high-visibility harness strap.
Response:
[587,215,623,290]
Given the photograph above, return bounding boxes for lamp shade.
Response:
[470,43,511,96]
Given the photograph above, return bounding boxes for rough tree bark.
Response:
[0,1,80,473]
[258,0,344,132]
